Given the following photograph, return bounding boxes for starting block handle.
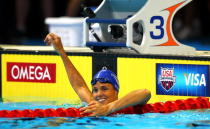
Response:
[86,18,126,24]
[86,41,126,47]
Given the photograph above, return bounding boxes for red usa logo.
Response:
[159,67,176,91]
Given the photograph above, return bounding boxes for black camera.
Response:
[108,25,125,39]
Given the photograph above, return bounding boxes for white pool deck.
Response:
[1,45,210,57]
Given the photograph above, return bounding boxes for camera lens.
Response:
[108,25,124,39]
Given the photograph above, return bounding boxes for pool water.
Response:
[0,102,210,129]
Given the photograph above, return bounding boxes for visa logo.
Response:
[184,73,206,86]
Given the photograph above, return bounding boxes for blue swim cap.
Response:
[91,67,119,92]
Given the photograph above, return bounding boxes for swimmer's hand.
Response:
[44,33,65,54]
[79,101,111,116]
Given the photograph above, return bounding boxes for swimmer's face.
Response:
[92,82,118,104]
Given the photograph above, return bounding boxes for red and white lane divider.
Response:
[0,97,209,117]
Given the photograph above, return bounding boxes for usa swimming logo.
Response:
[159,67,176,91]
[157,63,210,97]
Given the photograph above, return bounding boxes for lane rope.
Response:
[0,97,209,117]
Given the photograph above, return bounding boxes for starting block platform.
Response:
[84,0,196,55]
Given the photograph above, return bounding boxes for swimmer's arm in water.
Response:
[80,89,151,116]
[107,89,151,113]
[44,33,94,103]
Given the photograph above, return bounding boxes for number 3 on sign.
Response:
[150,16,164,39]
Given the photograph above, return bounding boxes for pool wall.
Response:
[1,50,210,103]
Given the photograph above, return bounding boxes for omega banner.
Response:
[156,63,210,97]
[2,54,90,102]
[7,62,56,83]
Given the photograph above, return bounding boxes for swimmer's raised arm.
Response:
[44,33,94,103]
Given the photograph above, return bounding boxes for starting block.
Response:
[84,0,196,55]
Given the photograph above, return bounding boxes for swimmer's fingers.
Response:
[88,112,99,117]
[79,101,99,112]
[44,33,61,45]
[80,106,96,114]
[44,33,54,45]
[80,103,110,116]
[82,108,97,115]
[44,33,64,53]
[88,101,98,106]
[85,107,106,117]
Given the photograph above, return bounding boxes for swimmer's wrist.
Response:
[59,49,67,56]
[107,102,116,114]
